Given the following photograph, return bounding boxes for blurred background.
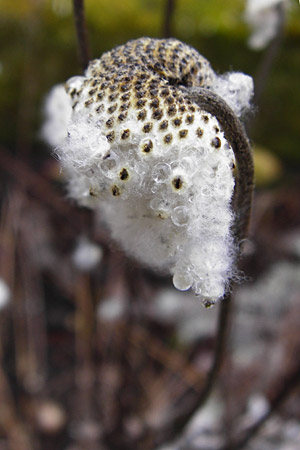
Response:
[0,1,300,449]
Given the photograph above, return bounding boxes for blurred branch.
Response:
[73,274,103,449]
[0,292,34,450]
[17,213,48,392]
[248,3,285,133]
[0,146,111,249]
[0,147,69,216]
[0,366,33,450]
[72,0,91,71]
[163,0,177,38]
[253,3,285,106]
[15,1,43,157]
[129,325,206,390]
[149,295,232,447]
[0,146,84,232]
[220,363,300,450]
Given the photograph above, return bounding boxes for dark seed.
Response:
[106,131,115,142]
[111,185,121,196]
[120,103,130,111]
[142,123,153,133]
[108,104,117,113]
[196,128,203,138]
[186,115,194,124]
[172,177,183,190]
[118,113,127,121]
[85,99,93,107]
[121,129,130,140]
[136,99,146,108]
[167,105,176,116]
[211,137,221,148]
[120,83,130,92]
[121,93,130,101]
[159,120,168,130]
[142,140,153,153]
[160,88,170,97]
[166,96,174,104]
[119,168,129,180]
[179,129,188,138]
[150,99,159,108]
[106,118,114,128]
[150,89,158,97]
[164,133,173,144]
[152,109,163,120]
[137,110,147,121]
[173,118,182,127]
[109,93,118,101]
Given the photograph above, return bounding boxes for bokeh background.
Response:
[0,1,300,449]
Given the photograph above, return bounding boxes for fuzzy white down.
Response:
[43,57,253,305]
[41,84,72,148]
[0,278,10,310]
[212,72,254,117]
[72,236,103,271]
[245,0,286,50]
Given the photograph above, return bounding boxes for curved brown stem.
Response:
[177,86,254,420]
[72,0,90,71]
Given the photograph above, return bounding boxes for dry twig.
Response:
[220,364,300,450]
[72,0,91,71]
[163,0,177,38]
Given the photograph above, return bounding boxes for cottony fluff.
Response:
[245,0,287,50]
[42,38,253,305]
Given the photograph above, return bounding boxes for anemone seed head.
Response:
[43,38,253,305]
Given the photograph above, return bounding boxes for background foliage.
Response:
[0,1,300,450]
[1,0,300,167]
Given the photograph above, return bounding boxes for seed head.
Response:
[43,38,253,304]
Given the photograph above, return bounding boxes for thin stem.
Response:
[195,294,232,404]
[149,88,254,446]
[142,294,231,448]
[163,0,176,38]
[175,294,232,428]
[253,3,285,108]
[18,223,48,392]
[73,274,101,449]
[72,0,90,71]
[248,3,285,134]
[0,365,33,450]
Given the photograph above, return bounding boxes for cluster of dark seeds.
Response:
[66,38,220,149]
